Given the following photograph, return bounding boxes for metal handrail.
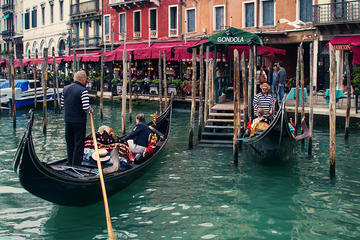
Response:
[313,0,360,24]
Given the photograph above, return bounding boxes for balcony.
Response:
[1,2,13,13]
[109,0,159,10]
[71,0,99,17]
[1,29,14,38]
[313,0,360,25]
[72,36,101,48]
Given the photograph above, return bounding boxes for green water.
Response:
[1,102,360,240]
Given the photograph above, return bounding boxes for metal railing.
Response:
[1,2,13,13]
[71,0,98,16]
[133,31,141,39]
[313,0,360,24]
[1,29,14,37]
[72,36,101,48]
[150,30,157,38]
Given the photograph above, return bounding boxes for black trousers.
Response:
[65,122,86,166]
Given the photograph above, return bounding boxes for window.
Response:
[50,3,54,23]
[119,13,126,33]
[169,6,177,31]
[94,20,100,45]
[85,22,89,46]
[245,2,255,27]
[262,0,274,26]
[134,11,141,32]
[41,6,45,25]
[21,13,23,31]
[214,6,224,30]
[104,15,110,36]
[59,0,63,21]
[149,9,157,31]
[14,15,17,32]
[299,0,312,22]
[24,12,30,29]
[186,8,195,33]
[31,8,37,28]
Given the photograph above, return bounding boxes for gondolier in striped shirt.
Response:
[60,70,92,166]
[253,83,274,118]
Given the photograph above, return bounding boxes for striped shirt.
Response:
[253,92,274,117]
[61,89,90,113]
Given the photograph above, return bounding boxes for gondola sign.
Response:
[208,27,263,46]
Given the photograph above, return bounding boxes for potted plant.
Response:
[352,65,360,95]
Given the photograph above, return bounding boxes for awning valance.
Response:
[328,36,360,50]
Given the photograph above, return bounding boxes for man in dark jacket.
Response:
[274,62,287,102]
[60,70,91,166]
[123,113,151,154]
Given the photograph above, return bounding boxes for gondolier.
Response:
[60,70,91,166]
[253,83,274,117]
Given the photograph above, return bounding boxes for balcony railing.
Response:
[1,2,13,13]
[72,36,101,48]
[133,31,141,39]
[1,29,14,38]
[169,29,178,37]
[313,0,360,25]
[150,29,157,38]
[71,0,98,16]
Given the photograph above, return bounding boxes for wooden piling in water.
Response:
[9,55,16,128]
[344,51,351,139]
[158,51,163,113]
[329,44,336,178]
[233,50,241,163]
[121,49,128,135]
[204,46,210,123]
[188,48,196,149]
[33,59,38,108]
[100,52,104,120]
[295,45,301,132]
[300,43,305,128]
[43,48,48,133]
[248,49,253,120]
[163,52,168,109]
[72,52,77,77]
[241,52,248,130]
[209,59,214,110]
[128,54,133,123]
[198,45,204,141]
[308,42,314,155]
[52,57,57,111]
[253,46,257,98]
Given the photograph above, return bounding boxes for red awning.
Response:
[328,36,360,50]
[80,54,100,62]
[352,46,360,65]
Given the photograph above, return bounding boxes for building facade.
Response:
[70,0,102,52]
[22,0,71,59]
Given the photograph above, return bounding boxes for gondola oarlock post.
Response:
[188,48,196,149]
[329,44,336,178]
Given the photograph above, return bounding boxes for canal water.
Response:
[0,102,360,240]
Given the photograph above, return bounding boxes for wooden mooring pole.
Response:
[100,52,104,120]
[52,56,58,111]
[300,43,305,136]
[248,48,253,120]
[188,48,196,149]
[33,59,38,108]
[308,42,314,155]
[20,57,25,79]
[197,44,204,141]
[329,44,336,178]
[241,52,248,130]
[72,52,77,77]
[344,51,351,139]
[121,49,128,135]
[158,51,163,113]
[9,55,16,128]
[43,48,48,133]
[209,59,214,110]
[163,52,167,109]
[295,45,301,132]
[204,46,210,123]
[233,49,241,163]
[129,54,133,123]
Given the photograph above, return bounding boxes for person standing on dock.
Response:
[61,70,91,166]
[253,83,274,118]
[274,62,287,102]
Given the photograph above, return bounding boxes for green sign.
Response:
[208,27,263,46]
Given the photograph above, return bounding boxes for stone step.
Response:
[207,119,234,123]
[202,132,234,137]
[204,125,234,129]
[209,112,234,117]
[199,139,233,145]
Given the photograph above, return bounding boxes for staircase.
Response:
[199,102,243,148]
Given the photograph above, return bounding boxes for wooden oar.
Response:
[89,112,116,240]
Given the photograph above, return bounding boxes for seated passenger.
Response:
[250,108,270,137]
[122,113,151,155]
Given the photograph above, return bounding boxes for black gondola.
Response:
[242,100,309,164]
[13,103,172,207]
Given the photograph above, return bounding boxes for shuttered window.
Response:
[186,9,195,33]
[134,11,140,32]
[119,13,126,33]
[263,0,274,26]
[24,12,30,29]
[245,2,255,27]
[300,0,313,22]
[31,9,37,28]
[214,6,224,30]
[150,9,157,31]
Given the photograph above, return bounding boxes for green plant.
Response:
[111,78,117,83]
[352,66,360,95]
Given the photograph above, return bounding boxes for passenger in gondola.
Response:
[121,113,152,158]
[61,70,92,166]
[250,108,270,137]
[253,83,274,118]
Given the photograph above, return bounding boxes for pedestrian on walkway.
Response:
[274,62,287,102]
